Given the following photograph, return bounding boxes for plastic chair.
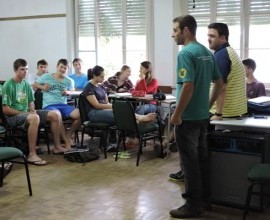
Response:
[112,99,164,166]
[0,147,32,196]
[0,125,6,146]
[243,163,270,219]
[78,93,113,159]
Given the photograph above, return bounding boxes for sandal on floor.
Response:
[113,153,131,159]
[117,151,131,156]
[28,160,48,166]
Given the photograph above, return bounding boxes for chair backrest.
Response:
[34,89,43,110]
[158,85,172,94]
[0,95,8,127]
[112,99,138,132]
[78,93,90,123]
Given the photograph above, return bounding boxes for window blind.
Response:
[98,0,122,36]
[250,0,270,24]
[126,0,146,35]
[77,0,95,37]
[188,0,211,26]
[216,0,241,15]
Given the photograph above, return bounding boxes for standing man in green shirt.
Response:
[169,15,222,218]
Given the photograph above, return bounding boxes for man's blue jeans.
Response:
[174,119,210,205]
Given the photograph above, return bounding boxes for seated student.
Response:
[102,65,134,94]
[2,59,70,165]
[83,65,157,124]
[134,61,158,114]
[34,59,80,146]
[26,59,48,92]
[242,58,266,99]
[83,65,157,151]
[69,58,88,91]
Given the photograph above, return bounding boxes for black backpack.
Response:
[64,150,99,165]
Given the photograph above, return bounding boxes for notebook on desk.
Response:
[114,92,132,97]
[165,94,176,100]
[248,96,270,104]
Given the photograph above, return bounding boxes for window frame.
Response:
[74,0,152,79]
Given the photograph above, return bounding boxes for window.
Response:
[188,0,270,85]
[249,0,270,84]
[75,0,148,83]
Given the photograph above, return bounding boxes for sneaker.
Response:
[106,143,117,152]
[169,203,203,218]
[169,170,184,182]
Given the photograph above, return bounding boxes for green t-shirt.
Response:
[176,41,221,120]
[2,78,34,112]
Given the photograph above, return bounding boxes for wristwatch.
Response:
[214,112,223,117]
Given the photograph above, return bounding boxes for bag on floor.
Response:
[64,150,99,164]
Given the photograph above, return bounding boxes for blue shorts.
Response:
[44,104,75,118]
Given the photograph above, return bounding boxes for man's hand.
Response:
[62,90,68,96]
[210,115,222,121]
[171,113,182,125]
[42,83,50,91]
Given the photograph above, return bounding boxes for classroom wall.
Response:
[0,0,180,88]
[152,0,175,87]
[0,0,68,79]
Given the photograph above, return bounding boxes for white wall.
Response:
[152,0,184,88]
[0,0,68,79]
[152,0,174,87]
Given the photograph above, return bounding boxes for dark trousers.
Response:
[175,119,210,206]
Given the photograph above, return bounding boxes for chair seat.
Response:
[248,164,270,182]
[0,147,23,160]
[83,121,111,128]
[138,122,159,134]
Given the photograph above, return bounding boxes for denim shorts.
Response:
[6,110,49,129]
[44,104,75,118]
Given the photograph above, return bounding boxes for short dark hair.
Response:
[57,59,70,67]
[37,59,48,67]
[87,65,104,80]
[13,58,27,71]
[173,15,197,35]
[72,58,83,65]
[242,58,256,71]
[208,23,229,41]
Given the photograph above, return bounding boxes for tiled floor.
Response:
[1,138,270,220]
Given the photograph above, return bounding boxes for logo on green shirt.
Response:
[179,68,187,78]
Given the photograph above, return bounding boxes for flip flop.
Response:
[28,160,48,166]
[119,151,131,156]
[113,154,131,159]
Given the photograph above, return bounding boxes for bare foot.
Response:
[54,146,69,154]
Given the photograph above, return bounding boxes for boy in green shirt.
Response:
[2,59,71,165]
